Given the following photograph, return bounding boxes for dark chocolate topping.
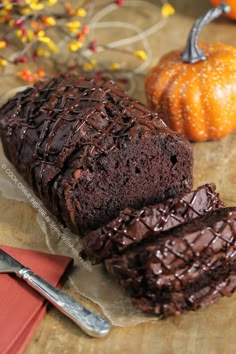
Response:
[83,183,223,263]
[105,207,236,317]
[0,74,166,183]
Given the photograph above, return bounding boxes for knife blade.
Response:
[0,248,111,337]
[0,248,23,273]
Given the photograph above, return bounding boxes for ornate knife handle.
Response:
[18,268,111,337]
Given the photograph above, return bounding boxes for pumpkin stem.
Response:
[181,3,231,64]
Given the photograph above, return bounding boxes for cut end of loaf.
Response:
[61,130,193,234]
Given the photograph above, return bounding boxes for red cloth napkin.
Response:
[0,245,73,354]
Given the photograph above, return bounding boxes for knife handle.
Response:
[18,267,111,337]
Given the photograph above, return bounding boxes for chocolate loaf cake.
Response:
[0,74,193,234]
[83,184,223,263]
[105,207,236,317]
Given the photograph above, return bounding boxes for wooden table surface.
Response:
[0,1,236,353]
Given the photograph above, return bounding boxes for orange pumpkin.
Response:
[145,3,236,141]
[210,0,236,19]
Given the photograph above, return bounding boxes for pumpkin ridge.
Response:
[153,67,185,132]
[197,65,210,141]
[163,69,186,135]
[146,62,182,110]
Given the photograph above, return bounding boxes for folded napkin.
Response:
[0,245,73,354]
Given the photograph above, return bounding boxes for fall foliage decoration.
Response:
[0,0,175,87]
[145,3,236,141]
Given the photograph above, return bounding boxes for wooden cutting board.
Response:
[0,1,235,353]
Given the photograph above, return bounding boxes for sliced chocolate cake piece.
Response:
[83,184,223,263]
[105,207,236,317]
[0,74,193,234]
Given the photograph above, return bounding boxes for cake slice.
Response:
[0,74,193,234]
[82,184,223,263]
[105,207,236,317]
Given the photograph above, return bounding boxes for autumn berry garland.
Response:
[0,0,175,86]
[145,3,236,142]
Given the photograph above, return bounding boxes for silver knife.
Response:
[0,248,111,337]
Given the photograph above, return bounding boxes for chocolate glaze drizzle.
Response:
[83,183,224,263]
[105,207,236,317]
